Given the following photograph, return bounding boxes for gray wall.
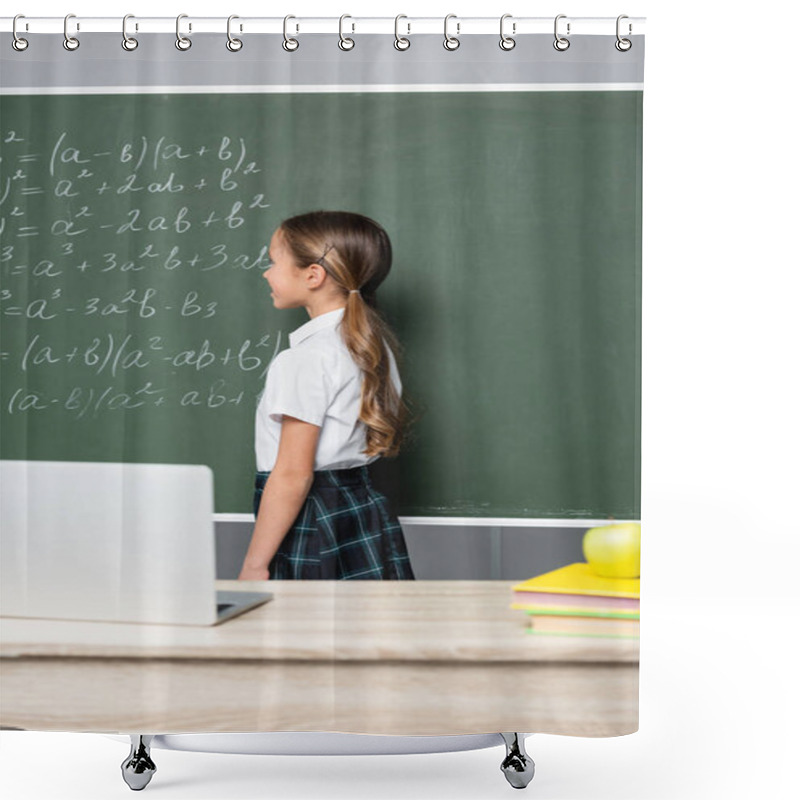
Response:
[215,522,588,581]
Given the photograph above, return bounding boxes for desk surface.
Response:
[1,582,639,735]
[1,580,638,663]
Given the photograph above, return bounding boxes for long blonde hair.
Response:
[279,210,415,459]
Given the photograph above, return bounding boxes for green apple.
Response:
[582,523,641,578]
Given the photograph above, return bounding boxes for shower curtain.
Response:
[0,15,644,741]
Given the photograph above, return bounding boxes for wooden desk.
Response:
[0,581,638,737]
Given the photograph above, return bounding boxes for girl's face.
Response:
[263,228,307,309]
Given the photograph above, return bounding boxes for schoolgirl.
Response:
[238,210,416,581]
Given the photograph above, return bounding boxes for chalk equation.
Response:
[1,288,221,320]
[1,125,286,425]
[1,243,270,279]
[9,331,280,377]
[6,379,252,420]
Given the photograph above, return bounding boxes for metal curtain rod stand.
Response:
[120,732,535,791]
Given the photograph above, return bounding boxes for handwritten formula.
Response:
[1,121,282,423]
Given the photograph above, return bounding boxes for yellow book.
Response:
[512,562,640,599]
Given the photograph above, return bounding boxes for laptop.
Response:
[0,460,272,626]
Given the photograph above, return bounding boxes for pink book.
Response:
[510,590,640,611]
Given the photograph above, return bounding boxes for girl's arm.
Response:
[238,415,321,580]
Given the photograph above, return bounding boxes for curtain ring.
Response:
[283,15,299,51]
[122,14,138,51]
[615,15,632,52]
[394,14,410,51]
[226,15,243,52]
[553,14,570,51]
[339,14,355,51]
[175,14,192,51]
[443,14,460,51]
[63,13,80,51]
[12,15,29,52]
[499,14,516,51]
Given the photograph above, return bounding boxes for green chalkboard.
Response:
[0,91,641,519]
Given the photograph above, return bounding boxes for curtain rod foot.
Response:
[500,733,535,789]
[121,735,157,791]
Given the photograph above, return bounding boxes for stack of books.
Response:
[510,563,640,639]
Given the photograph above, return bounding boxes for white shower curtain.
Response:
[0,11,644,767]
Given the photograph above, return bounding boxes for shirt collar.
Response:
[289,306,346,348]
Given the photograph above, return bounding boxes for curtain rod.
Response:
[1,16,646,36]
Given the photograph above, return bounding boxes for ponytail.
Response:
[339,286,407,458]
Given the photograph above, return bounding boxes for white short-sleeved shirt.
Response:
[255,306,402,472]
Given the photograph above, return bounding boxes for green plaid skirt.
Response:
[253,465,415,580]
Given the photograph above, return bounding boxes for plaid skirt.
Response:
[253,465,416,580]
